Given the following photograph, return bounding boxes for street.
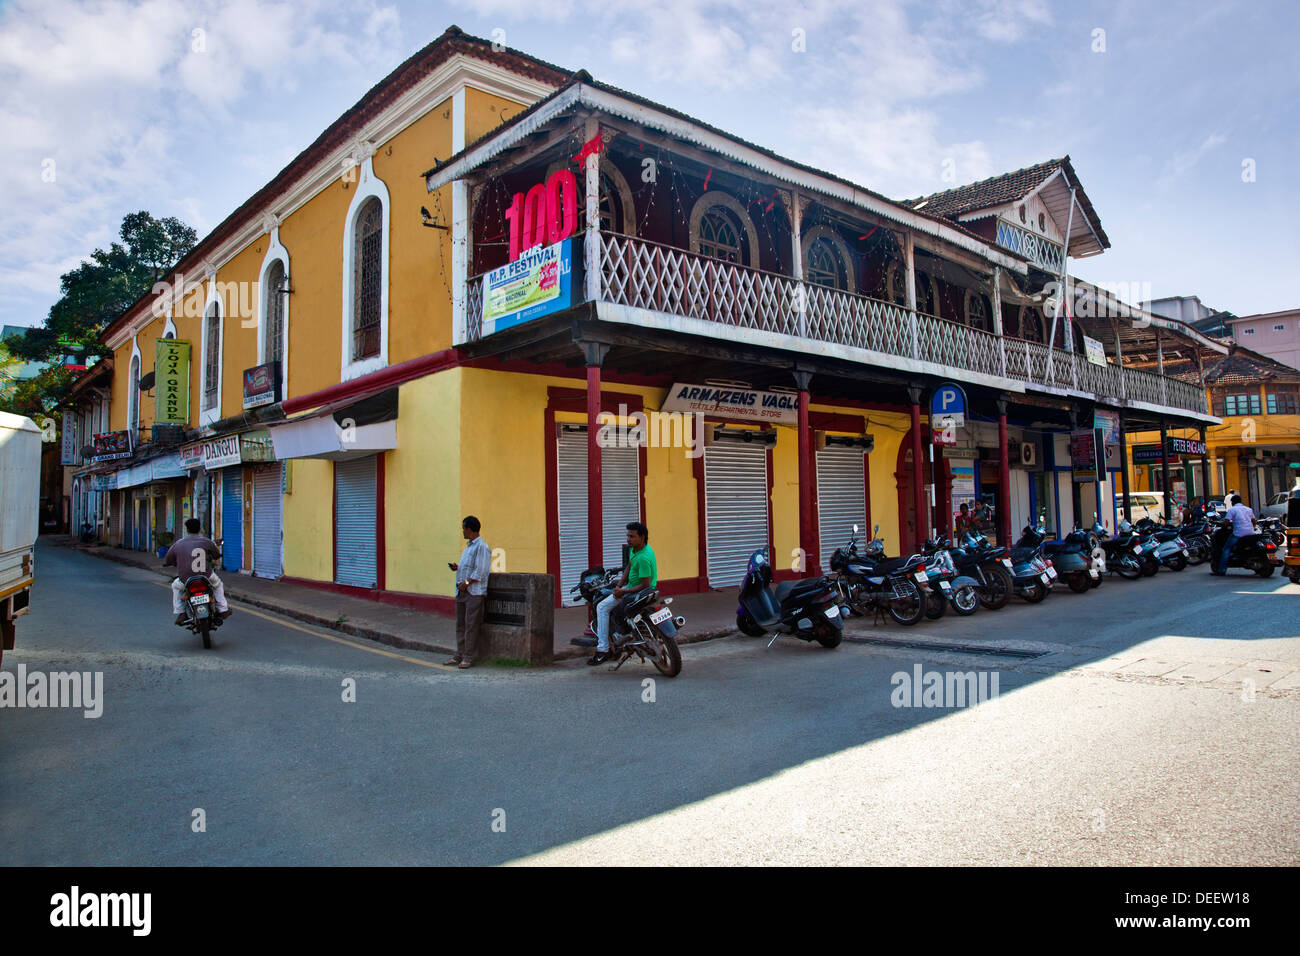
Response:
[2,540,1297,866]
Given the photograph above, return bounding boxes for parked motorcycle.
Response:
[826,525,927,628]
[1010,515,1057,601]
[1041,524,1103,593]
[955,531,1016,609]
[1092,520,1145,580]
[737,547,844,647]
[570,566,684,675]
[920,536,982,616]
[1134,517,1190,572]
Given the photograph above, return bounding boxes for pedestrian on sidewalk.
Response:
[447,515,490,669]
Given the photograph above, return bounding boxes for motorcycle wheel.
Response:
[1140,555,1160,577]
[1067,572,1091,593]
[199,618,212,650]
[886,579,925,627]
[736,613,765,637]
[1019,580,1047,603]
[636,619,682,677]
[1166,553,1187,572]
[1089,570,1102,588]
[1186,540,1209,566]
[978,566,1012,610]
[924,588,947,620]
[1117,555,1142,580]
[1287,568,1300,584]
[949,585,979,616]
[1254,561,1275,579]
[814,619,842,649]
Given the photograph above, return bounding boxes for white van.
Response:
[1116,492,1167,523]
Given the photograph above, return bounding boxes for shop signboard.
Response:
[662,382,798,425]
[179,443,205,468]
[202,435,242,470]
[154,339,191,424]
[481,237,577,336]
[242,361,279,409]
[1070,429,1103,481]
[1093,409,1121,446]
[91,473,116,491]
[1168,436,1207,457]
[92,430,133,463]
[930,383,967,445]
[61,411,77,465]
[239,428,276,462]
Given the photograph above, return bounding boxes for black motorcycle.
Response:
[569,566,685,676]
[827,525,928,627]
[955,531,1016,609]
[737,547,844,647]
[1209,524,1280,578]
[1092,521,1144,580]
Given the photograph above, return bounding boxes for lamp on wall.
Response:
[420,206,449,231]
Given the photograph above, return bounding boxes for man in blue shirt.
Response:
[447,515,491,668]
[1213,495,1257,575]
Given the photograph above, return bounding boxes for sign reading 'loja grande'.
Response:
[662,383,799,425]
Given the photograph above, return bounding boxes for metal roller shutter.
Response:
[221,469,243,572]
[252,463,282,579]
[817,446,867,570]
[113,493,125,548]
[556,427,641,605]
[704,441,769,589]
[335,456,377,588]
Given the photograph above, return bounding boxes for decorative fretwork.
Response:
[996,219,1065,274]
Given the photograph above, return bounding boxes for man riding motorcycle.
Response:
[163,518,232,625]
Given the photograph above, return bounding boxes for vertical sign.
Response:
[154,339,191,424]
[61,410,77,465]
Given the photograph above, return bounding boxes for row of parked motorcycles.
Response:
[729,506,1287,650]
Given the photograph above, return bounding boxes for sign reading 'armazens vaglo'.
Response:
[662,383,799,425]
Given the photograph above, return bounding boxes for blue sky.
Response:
[2,0,1296,332]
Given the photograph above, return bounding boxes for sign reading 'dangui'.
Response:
[154,338,191,424]
[202,435,241,469]
[481,237,576,337]
[662,383,798,424]
[92,430,133,463]
[242,361,279,410]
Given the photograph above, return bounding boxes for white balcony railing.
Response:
[464,233,1208,417]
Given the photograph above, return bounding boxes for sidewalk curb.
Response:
[60,541,457,658]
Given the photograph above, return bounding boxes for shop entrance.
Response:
[704,438,769,589]
[555,426,641,604]
[816,445,866,570]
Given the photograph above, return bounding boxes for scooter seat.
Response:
[775,578,828,602]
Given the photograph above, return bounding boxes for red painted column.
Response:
[997,400,1011,546]
[797,384,817,575]
[586,362,603,570]
[908,387,924,553]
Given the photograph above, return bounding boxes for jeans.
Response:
[172,573,228,613]
[1217,535,1240,574]
[595,594,634,652]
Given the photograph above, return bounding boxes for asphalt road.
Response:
[2,540,1297,865]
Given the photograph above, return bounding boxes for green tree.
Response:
[7,211,197,367]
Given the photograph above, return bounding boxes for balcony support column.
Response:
[907,386,925,553]
[583,116,602,305]
[1200,425,1212,499]
[794,368,817,575]
[1159,416,1171,522]
[581,341,610,570]
[1118,411,1132,527]
[786,190,806,339]
[904,232,919,359]
[997,398,1011,547]
[991,266,1006,377]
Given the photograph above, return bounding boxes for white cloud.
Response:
[1157,132,1227,188]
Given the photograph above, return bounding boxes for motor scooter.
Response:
[737,547,843,647]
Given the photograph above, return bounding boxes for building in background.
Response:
[1222,309,1300,372]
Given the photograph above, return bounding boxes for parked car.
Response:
[1117,492,1167,523]
[1261,492,1293,520]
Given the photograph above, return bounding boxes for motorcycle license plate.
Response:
[914,572,928,583]
[1001,559,1013,569]
[825,604,840,618]
[190,594,210,605]
[1040,573,1051,585]
[939,581,951,590]
[1181,549,1189,556]
[649,607,671,625]
[1089,568,1099,578]
[1046,567,1057,579]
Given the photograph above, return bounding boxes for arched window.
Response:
[885,262,907,307]
[203,302,220,411]
[965,290,991,332]
[264,259,286,366]
[689,192,759,268]
[127,353,140,432]
[352,197,383,361]
[801,225,855,292]
[916,272,939,317]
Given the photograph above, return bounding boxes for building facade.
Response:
[86,27,1219,611]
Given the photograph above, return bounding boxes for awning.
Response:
[267,386,398,461]
[114,453,188,489]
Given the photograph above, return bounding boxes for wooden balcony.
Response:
[465,233,1208,417]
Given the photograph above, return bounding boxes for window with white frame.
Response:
[689,192,758,269]
[801,225,855,292]
[127,353,140,433]
[965,289,991,331]
[203,302,220,411]
[1274,324,1285,332]
[1242,327,1255,335]
[352,198,383,361]
[885,261,906,307]
[264,259,286,366]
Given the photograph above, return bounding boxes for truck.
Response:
[1,411,41,666]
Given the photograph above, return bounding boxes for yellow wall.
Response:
[384,367,463,595]
[771,427,798,570]
[282,458,333,581]
[864,412,910,554]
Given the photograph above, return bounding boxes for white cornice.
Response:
[105,54,557,350]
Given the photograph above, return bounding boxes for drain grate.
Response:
[844,635,1046,659]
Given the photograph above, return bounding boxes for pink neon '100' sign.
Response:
[504,169,578,262]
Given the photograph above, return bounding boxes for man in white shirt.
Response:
[1214,495,1256,575]
[447,515,491,668]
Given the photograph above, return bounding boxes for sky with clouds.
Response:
[2,0,1297,333]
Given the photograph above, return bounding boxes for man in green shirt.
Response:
[590,521,657,665]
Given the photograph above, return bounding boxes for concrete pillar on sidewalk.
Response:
[794,369,817,575]
[908,386,924,554]
[997,398,1011,546]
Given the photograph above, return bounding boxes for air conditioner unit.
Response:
[1020,442,1037,467]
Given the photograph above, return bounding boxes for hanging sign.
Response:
[179,442,205,468]
[61,411,77,465]
[1070,429,1102,481]
[239,428,276,462]
[1168,436,1207,457]
[202,435,242,470]
[931,382,967,445]
[662,382,798,424]
[1082,335,1107,366]
[92,430,133,463]
[242,361,280,409]
[154,339,191,424]
[1093,409,1121,446]
[504,169,579,262]
[481,237,577,336]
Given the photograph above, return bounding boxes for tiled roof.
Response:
[1204,345,1300,386]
